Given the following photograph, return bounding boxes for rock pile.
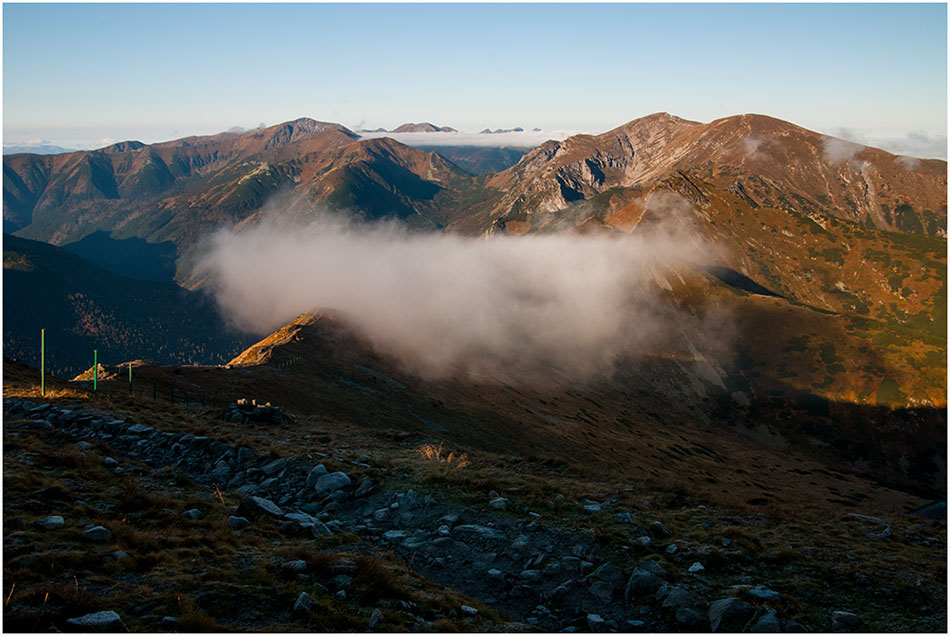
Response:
[6,396,892,632]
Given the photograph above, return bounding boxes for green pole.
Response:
[93,350,97,392]
[40,329,45,397]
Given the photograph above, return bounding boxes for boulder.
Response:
[587,614,607,632]
[625,570,662,603]
[453,525,506,541]
[831,611,862,631]
[228,516,251,529]
[293,592,318,617]
[675,608,706,630]
[637,559,667,579]
[369,608,384,629]
[261,458,286,476]
[81,526,112,542]
[489,497,508,510]
[708,597,754,632]
[315,472,351,497]
[65,611,127,632]
[747,585,781,601]
[747,609,782,632]
[662,587,698,611]
[648,520,671,539]
[282,560,308,573]
[35,515,64,530]
[237,495,283,518]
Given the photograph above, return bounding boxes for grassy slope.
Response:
[3,359,946,632]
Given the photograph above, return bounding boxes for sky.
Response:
[3,3,948,157]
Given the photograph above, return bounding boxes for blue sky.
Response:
[3,3,947,157]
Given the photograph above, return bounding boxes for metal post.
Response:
[40,329,45,397]
[93,350,97,392]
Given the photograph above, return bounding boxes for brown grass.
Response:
[353,555,413,603]
[415,443,470,469]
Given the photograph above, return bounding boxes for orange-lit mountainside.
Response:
[3,113,946,632]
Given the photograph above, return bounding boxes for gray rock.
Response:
[590,561,624,583]
[625,570,662,603]
[369,608,384,629]
[127,423,154,435]
[228,515,251,529]
[708,597,754,632]
[648,520,671,539]
[675,608,706,629]
[747,609,782,632]
[305,521,333,537]
[355,479,376,498]
[665,543,679,555]
[282,559,308,573]
[614,511,634,523]
[454,524,506,541]
[382,530,408,542]
[489,497,508,510]
[182,508,203,520]
[520,569,542,583]
[662,587,698,611]
[293,592,318,616]
[587,614,607,632]
[747,585,781,601]
[315,471,351,497]
[238,495,283,518]
[831,611,862,631]
[81,525,112,542]
[236,446,258,465]
[65,611,127,632]
[160,616,179,629]
[111,551,130,560]
[305,465,328,488]
[103,457,119,468]
[35,515,64,530]
[284,511,318,525]
[584,504,602,514]
[638,559,667,579]
[625,620,648,632]
[261,458,286,476]
[688,561,705,573]
[636,536,653,548]
[588,580,616,602]
[460,605,479,616]
[75,441,93,451]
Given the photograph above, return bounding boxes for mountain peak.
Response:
[391,122,457,133]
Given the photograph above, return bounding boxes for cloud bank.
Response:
[196,206,719,383]
[829,127,947,160]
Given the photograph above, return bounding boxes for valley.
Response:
[3,111,946,633]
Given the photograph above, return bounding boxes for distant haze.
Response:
[197,196,725,383]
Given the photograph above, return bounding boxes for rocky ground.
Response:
[3,393,946,632]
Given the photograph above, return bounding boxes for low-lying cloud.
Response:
[829,127,947,160]
[196,203,720,383]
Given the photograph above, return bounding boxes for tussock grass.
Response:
[415,442,470,469]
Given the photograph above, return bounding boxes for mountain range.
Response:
[3,111,946,632]
[3,112,945,406]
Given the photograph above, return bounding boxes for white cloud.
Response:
[828,127,947,160]
[195,204,723,384]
